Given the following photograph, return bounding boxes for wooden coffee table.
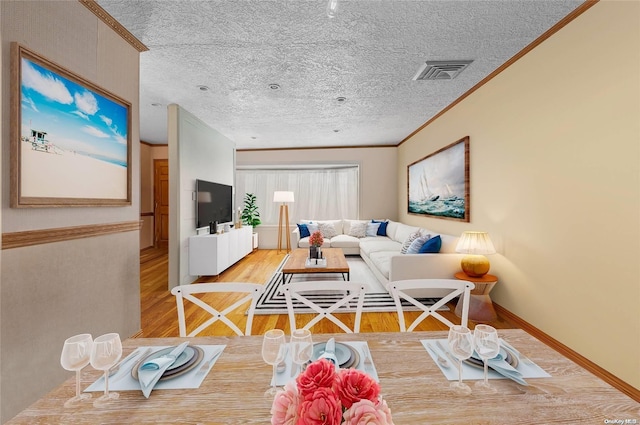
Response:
[281,248,350,284]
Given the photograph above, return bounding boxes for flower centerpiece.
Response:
[308,230,324,260]
[271,358,395,425]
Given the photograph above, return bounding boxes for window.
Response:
[236,165,359,225]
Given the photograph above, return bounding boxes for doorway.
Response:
[154,159,169,248]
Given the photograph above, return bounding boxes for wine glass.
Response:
[290,329,313,378]
[90,333,123,407]
[262,329,286,397]
[473,324,500,393]
[447,325,474,395]
[60,333,93,407]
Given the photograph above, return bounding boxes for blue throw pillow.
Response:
[372,220,388,236]
[297,223,310,238]
[419,235,442,253]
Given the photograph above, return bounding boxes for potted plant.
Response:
[241,193,261,227]
[308,230,324,259]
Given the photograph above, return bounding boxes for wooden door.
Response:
[154,159,169,248]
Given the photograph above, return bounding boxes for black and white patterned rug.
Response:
[254,255,447,314]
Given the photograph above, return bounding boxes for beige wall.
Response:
[237,146,398,248]
[398,0,639,389]
[168,105,236,286]
[0,1,141,421]
[140,143,168,249]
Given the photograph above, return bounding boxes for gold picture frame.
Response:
[407,136,470,222]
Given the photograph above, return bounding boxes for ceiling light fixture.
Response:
[268,83,280,90]
[327,0,338,18]
[197,85,210,91]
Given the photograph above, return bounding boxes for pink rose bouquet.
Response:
[271,358,394,425]
[308,231,324,247]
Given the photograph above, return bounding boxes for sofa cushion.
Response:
[359,237,401,256]
[318,221,339,239]
[348,221,367,238]
[298,236,328,248]
[343,219,364,235]
[330,234,361,249]
[405,233,432,254]
[400,231,422,254]
[297,223,310,238]
[366,222,380,237]
[419,235,442,253]
[368,251,400,280]
[385,220,399,241]
[439,233,459,253]
[372,220,388,236]
[307,223,319,234]
[394,223,423,245]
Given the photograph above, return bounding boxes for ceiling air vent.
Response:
[412,60,473,81]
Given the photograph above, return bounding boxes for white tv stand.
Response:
[189,226,253,276]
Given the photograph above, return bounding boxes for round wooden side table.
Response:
[454,272,498,323]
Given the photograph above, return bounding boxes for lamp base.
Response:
[460,255,490,277]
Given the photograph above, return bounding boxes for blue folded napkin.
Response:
[472,345,527,386]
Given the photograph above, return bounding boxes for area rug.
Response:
[254,255,448,314]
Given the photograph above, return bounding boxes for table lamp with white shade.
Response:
[273,191,294,253]
[455,231,496,277]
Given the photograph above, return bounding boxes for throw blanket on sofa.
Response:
[254,255,448,314]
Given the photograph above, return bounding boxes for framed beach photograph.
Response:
[407,136,470,222]
[10,43,131,207]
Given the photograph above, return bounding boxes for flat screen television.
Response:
[196,179,233,229]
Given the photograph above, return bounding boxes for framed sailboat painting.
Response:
[407,136,470,222]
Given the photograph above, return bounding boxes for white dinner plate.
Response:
[312,342,352,367]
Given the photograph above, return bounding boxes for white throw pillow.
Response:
[348,221,367,238]
[318,222,338,239]
[400,231,422,254]
[405,233,432,254]
[366,222,381,237]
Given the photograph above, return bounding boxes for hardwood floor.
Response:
[139,247,518,338]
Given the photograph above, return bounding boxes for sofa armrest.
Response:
[389,253,464,281]
[291,227,301,247]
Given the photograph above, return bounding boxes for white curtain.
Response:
[236,165,359,225]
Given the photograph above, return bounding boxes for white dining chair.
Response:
[388,279,475,331]
[282,281,366,334]
[171,282,265,337]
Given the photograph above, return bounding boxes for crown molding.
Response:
[79,0,149,52]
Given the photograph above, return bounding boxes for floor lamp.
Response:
[273,191,294,253]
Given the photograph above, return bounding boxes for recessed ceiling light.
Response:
[197,85,210,91]
[268,83,280,90]
[336,96,347,103]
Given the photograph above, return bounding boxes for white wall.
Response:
[398,0,639,389]
[237,146,398,248]
[168,105,235,286]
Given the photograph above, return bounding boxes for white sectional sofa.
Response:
[292,219,464,290]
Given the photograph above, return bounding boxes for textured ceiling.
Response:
[95,0,582,149]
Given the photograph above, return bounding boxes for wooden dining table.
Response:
[6,329,639,424]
